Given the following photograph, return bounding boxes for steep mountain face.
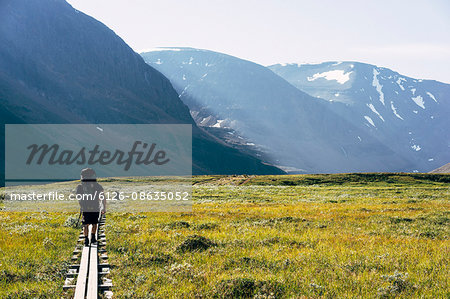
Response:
[0,0,283,178]
[269,62,450,172]
[141,48,412,173]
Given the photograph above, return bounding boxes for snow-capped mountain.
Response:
[141,48,419,173]
[269,62,450,172]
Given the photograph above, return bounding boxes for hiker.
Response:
[76,168,106,246]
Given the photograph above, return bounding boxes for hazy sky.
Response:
[67,0,450,83]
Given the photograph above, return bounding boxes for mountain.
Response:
[141,48,412,173]
[429,163,450,174]
[0,0,283,180]
[269,62,450,172]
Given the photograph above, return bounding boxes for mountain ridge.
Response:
[269,61,449,172]
[142,48,448,173]
[271,61,450,85]
[142,48,415,173]
[0,0,284,180]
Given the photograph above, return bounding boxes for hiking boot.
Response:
[84,236,89,246]
[91,233,96,243]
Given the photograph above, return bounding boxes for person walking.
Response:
[76,168,106,246]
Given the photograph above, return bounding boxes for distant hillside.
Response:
[142,48,423,173]
[429,163,450,174]
[270,62,450,172]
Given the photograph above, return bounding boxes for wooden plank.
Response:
[98,263,111,268]
[73,245,90,299]
[86,243,98,299]
[65,219,109,298]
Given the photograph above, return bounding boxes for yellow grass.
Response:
[0,173,449,298]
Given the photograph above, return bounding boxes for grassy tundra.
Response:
[0,173,449,298]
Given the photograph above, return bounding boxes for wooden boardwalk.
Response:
[64,216,112,298]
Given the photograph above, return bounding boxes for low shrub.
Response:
[176,235,216,253]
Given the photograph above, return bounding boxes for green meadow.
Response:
[1,173,449,298]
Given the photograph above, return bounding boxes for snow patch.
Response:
[307,70,352,84]
[364,116,376,127]
[411,95,425,109]
[367,103,385,121]
[428,158,434,161]
[390,101,403,120]
[396,77,406,91]
[96,126,103,132]
[410,88,416,95]
[411,144,421,151]
[372,69,385,105]
[357,136,362,142]
[180,85,190,97]
[426,92,437,102]
[334,93,340,97]
[182,74,186,81]
[212,120,224,128]
[413,110,418,114]
[155,59,162,65]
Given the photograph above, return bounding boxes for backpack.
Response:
[76,182,102,212]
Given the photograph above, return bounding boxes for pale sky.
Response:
[67,0,450,83]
